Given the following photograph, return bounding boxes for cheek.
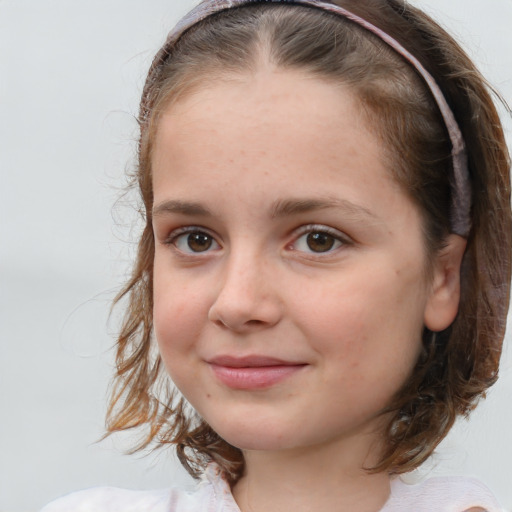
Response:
[290,265,426,367]
[153,287,207,396]
[152,266,208,362]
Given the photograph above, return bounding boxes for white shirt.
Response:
[41,464,505,512]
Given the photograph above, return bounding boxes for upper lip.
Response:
[207,355,305,368]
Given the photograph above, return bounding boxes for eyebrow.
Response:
[270,197,377,219]
[152,197,377,220]
[152,200,212,218]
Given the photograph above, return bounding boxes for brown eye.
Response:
[292,227,345,255]
[186,232,213,252]
[306,232,336,253]
[173,230,219,253]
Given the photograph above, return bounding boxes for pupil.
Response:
[188,233,212,252]
[307,232,334,252]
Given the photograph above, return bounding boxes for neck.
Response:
[232,436,391,512]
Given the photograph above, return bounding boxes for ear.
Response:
[424,234,467,332]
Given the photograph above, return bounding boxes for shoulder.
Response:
[40,487,176,512]
[386,475,504,512]
[40,464,240,512]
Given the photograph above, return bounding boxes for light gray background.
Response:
[1,1,511,511]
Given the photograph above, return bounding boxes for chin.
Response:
[212,422,296,452]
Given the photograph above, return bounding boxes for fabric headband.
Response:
[143,0,472,237]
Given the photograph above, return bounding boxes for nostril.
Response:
[207,282,283,331]
[246,319,265,327]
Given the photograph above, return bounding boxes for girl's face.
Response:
[151,69,457,457]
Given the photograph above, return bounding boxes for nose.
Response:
[208,250,283,333]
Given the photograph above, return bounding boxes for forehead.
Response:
[150,69,419,234]
[152,68,385,183]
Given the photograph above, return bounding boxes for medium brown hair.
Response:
[106,0,511,483]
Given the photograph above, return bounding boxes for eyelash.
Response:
[290,224,350,256]
[164,226,220,255]
[164,224,351,257]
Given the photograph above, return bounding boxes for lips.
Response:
[207,355,307,390]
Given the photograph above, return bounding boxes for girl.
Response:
[42,0,511,510]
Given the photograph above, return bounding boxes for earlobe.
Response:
[424,234,467,332]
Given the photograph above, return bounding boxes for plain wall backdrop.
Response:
[1,1,511,511]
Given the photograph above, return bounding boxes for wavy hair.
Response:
[106,0,511,484]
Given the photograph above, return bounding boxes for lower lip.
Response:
[209,364,306,390]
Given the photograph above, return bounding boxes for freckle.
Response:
[206,393,212,399]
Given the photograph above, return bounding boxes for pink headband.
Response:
[144,0,471,237]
